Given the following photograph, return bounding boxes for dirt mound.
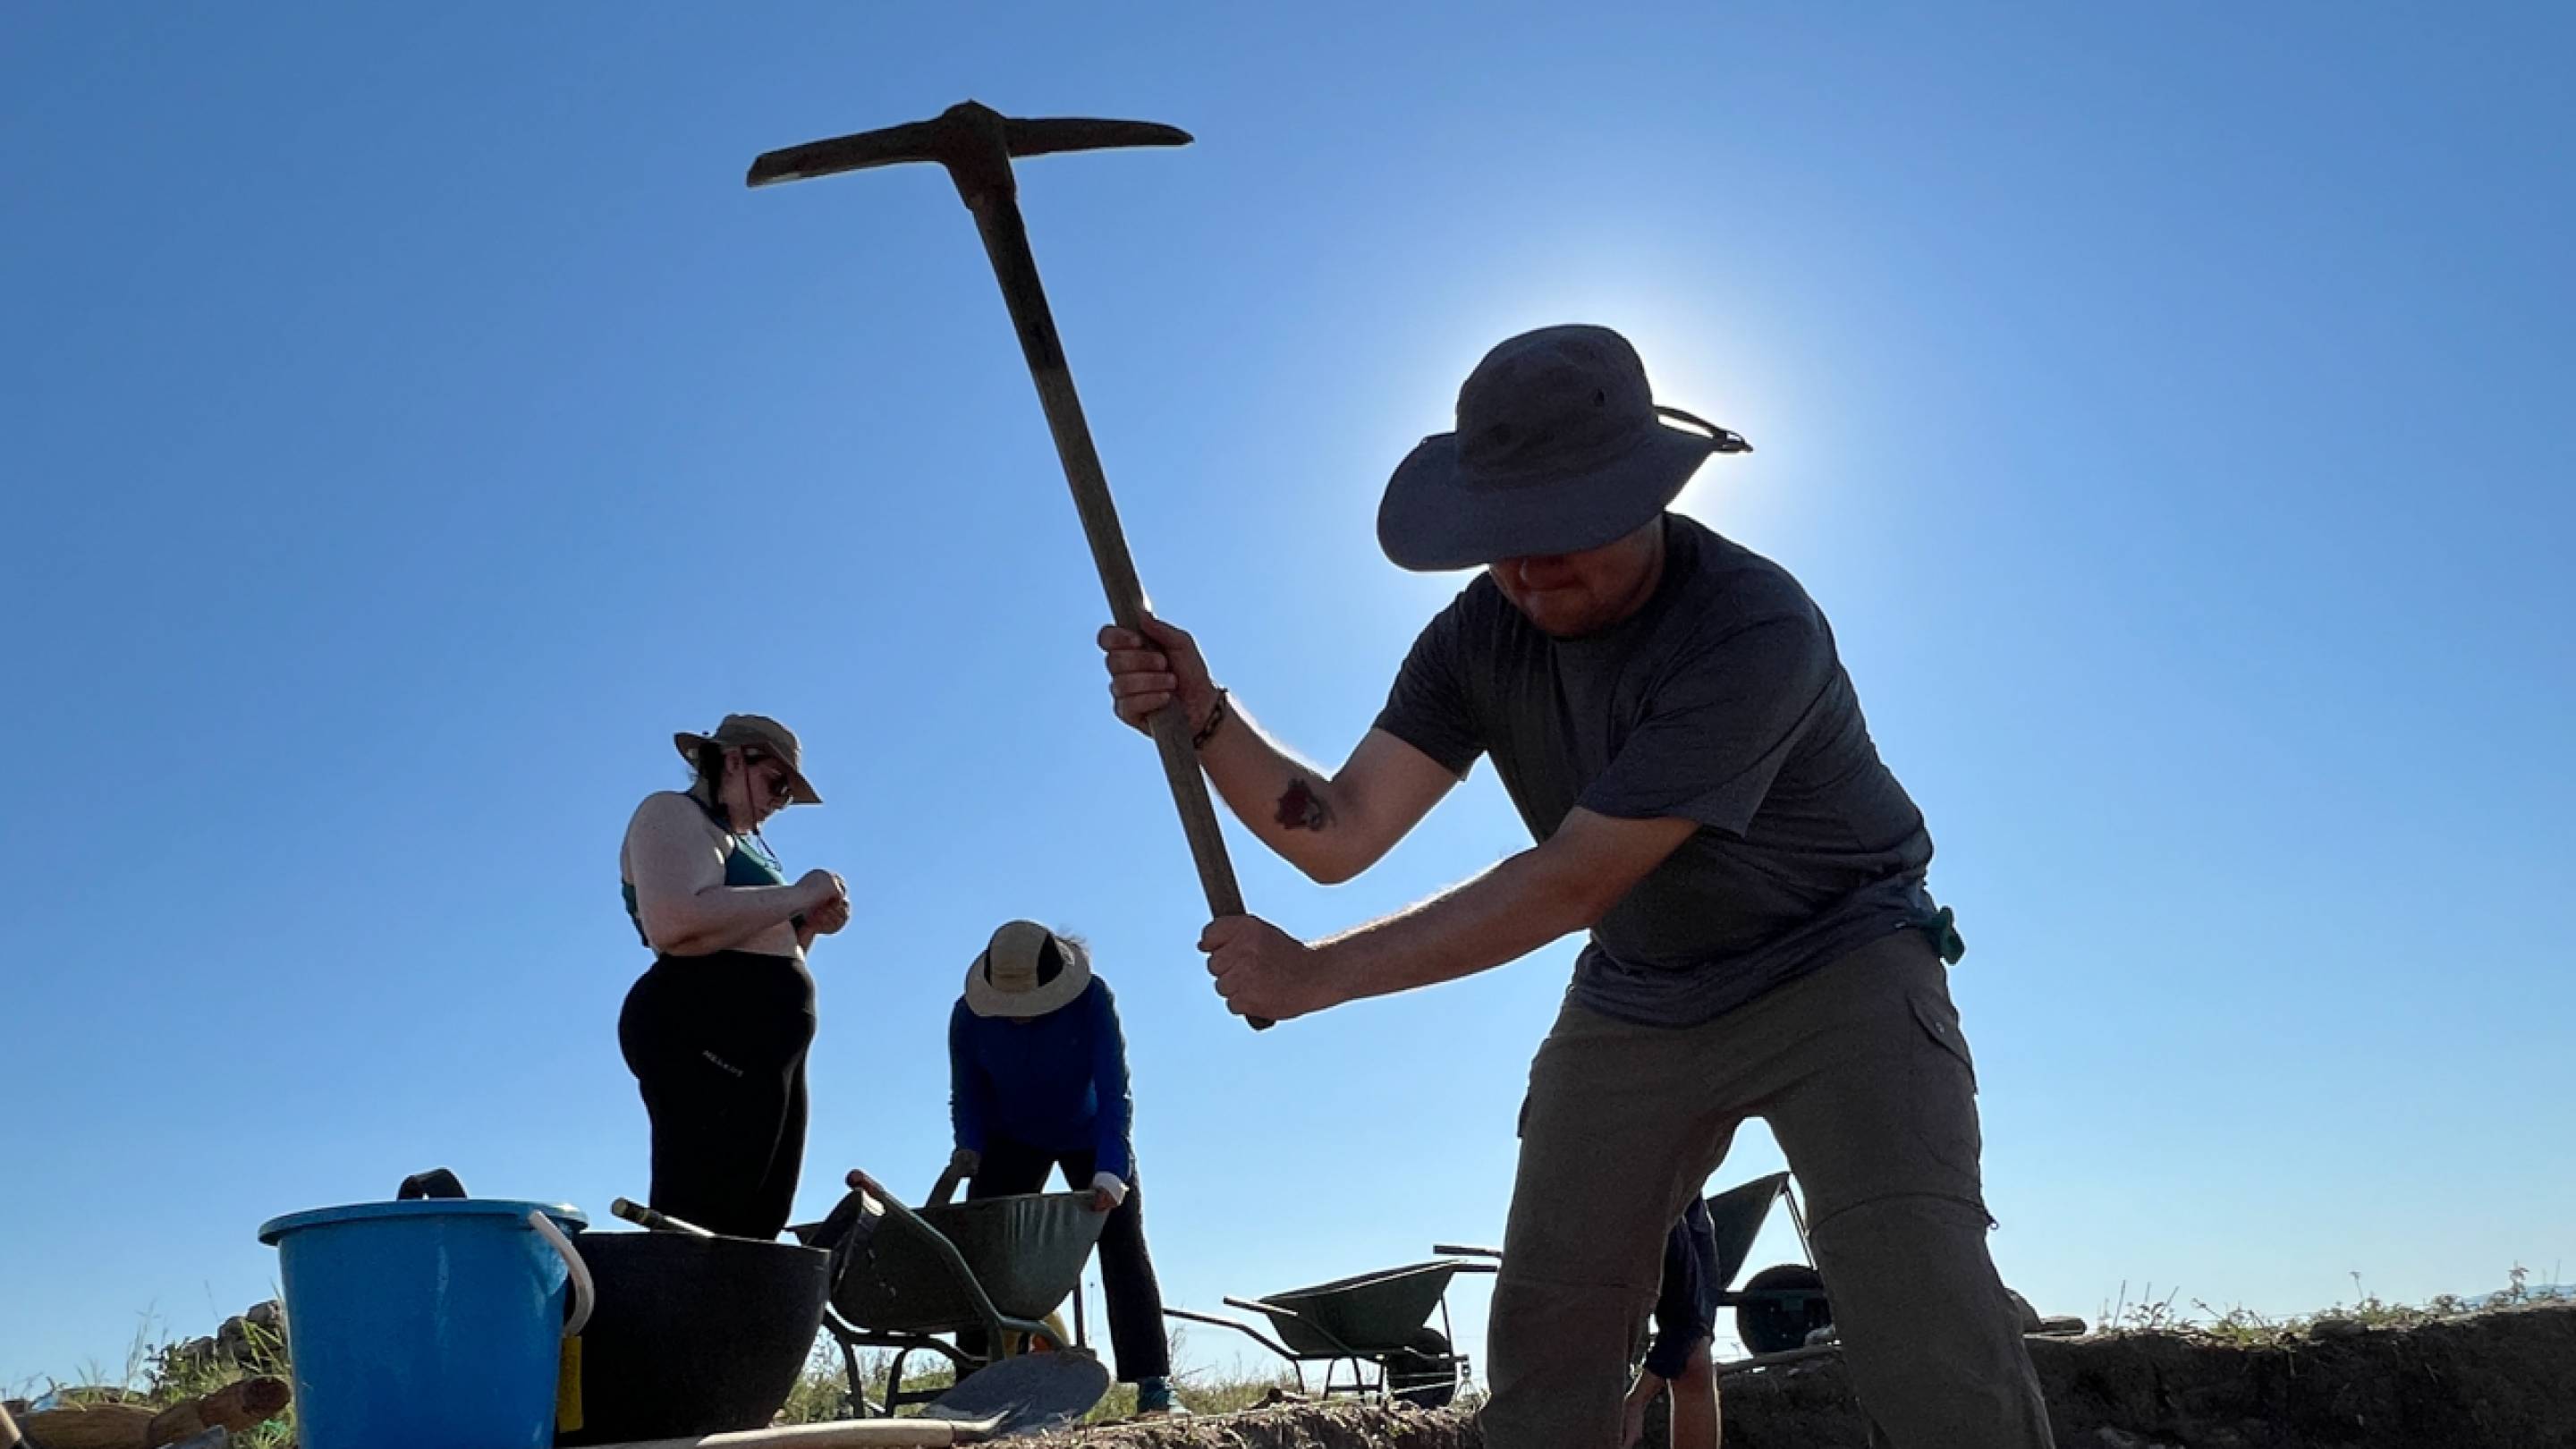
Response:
[1046,1301,2576,1448]
[2021,1300,2576,1449]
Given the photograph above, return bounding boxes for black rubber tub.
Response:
[557,1230,831,1445]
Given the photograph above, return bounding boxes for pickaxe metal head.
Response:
[746,100,1191,208]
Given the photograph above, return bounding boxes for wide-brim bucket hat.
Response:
[672,713,821,804]
[963,920,1093,1019]
[1377,324,1751,572]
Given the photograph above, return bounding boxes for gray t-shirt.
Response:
[1373,515,1938,1027]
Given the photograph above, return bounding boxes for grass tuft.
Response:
[2094,1267,2569,1350]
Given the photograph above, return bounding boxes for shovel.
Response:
[567,1354,1106,1446]
[567,1419,999,1447]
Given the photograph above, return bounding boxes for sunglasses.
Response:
[741,750,798,803]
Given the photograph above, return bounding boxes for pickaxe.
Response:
[748,102,1267,1028]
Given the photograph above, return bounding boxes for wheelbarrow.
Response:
[1162,1257,1496,1407]
[789,1167,1109,1424]
[1443,1172,2086,1377]
[1436,1171,1835,1363]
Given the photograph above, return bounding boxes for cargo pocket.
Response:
[1905,987,1988,1200]
[1909,989,1979,1093]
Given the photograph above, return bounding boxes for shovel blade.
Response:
[920,1352,1110,1438]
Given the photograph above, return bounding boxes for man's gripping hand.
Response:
[1098,614,1223,739]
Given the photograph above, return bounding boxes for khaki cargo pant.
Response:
[1480,929,2053,1449]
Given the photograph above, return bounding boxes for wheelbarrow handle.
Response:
[1162,1304,1254,1331]
[835,1165,1031,1356]
[845,1167,892,1207]
[1223,1294,1300,1319]
[1716,1287,1832,1305]
[1222,1295,1368,1360]
[1161,1304,1303,1372]
[927,1162,967,1209]
[1714,1342,1843,1378]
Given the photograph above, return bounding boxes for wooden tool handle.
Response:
[960,189,1270,1030]
[573,1417,996,1447]
[611,1197,716,1238]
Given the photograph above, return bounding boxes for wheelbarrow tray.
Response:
[830,1189,1106,1334]
[1255,1261,1468,1355]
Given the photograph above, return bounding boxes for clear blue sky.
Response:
[6,2,2571,1390]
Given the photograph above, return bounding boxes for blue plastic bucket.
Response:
[259,1199,590,1449]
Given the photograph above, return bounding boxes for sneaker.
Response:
[1133,1378,1190,1419]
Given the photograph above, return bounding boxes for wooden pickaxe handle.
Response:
[953,179,1268,1029]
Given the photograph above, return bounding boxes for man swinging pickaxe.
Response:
[748,101,1269,1029]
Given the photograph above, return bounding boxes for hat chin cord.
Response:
[693,763,781,867]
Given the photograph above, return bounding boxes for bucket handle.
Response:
[527,1210,594,1337]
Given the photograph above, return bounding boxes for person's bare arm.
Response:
[1100,617,1459,883]
[1200,808,1701,1021]
[1201,716,1459,884]
[627,794,840,955]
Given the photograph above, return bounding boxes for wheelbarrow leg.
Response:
[1328,1355,1367,1402]
[838,1338,869,1415]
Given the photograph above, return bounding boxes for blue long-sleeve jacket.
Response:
[947,976,1135,1182]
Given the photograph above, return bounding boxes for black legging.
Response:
[967,1138,1170,1382]
[617,951,816,1240]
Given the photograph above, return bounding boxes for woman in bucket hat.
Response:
[617,714,849,1239]
[947,921,1183,1418]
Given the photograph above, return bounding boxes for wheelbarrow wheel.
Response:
[1384,1326,1462,1409]
[1735,1263,1833,1356]
[1001,1309,1074,1356]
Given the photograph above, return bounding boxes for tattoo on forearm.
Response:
[1275,777,1334,832]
